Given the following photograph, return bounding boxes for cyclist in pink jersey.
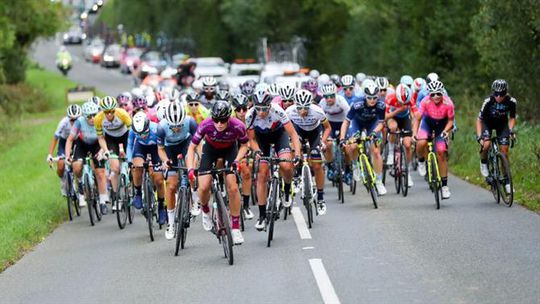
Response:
[413,80,455,199]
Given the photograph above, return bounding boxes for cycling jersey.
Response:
[346,99,385,126]
[156,117,197,146]
[54,117,72,140]
[340,92,361,105]
[416,87,449,108]
[385,93,418,119]
[70,117,98,145]
[94,108,132,137]
[272,96,285,109]
[185,105,210,125]
[478,95,516,126]
[285,104,327,132]
[191,117,248,149]
[245,103,290,134]
[418,96,455,121]
[319,95,350,122]
[127,122,159,162]
[200,95,217,110]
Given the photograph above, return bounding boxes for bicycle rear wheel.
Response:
[429,157,441,209]
[116,175,128,229]
[84,175,95,226]
[337,175,344,204]
[496,153,513,207]
[267,180,278,247]
[400,145,409,197]
[302,165,314,228]
[216,191,233,265]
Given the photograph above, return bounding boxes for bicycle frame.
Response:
[426,141,442,185]
[352,132,376,187]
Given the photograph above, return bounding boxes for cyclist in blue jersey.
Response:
[340,74,361,105]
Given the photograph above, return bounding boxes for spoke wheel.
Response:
[400,145,409,197]
[496,153,513,207]
[302,165,314,228]
[116,176,128,229]
[93,181,102,221]
[84,175,95,226]
[394,148,401,194]
[216,191,233,265]
[487,156,500,203]
[430,157,440,209]
[363,160,378,209]
[267,181,278,247]
[144,175,155,242]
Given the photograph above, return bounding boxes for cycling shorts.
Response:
[388,116,412,135]
[57,137,66,157]
[295,125,322,161]
[417,116,448,152]
[198,142,238,175]
[481,121,511,146]
[255,127,291,157]
[105,132,129,156]
[132,142,161,168]
[73,139,105,168]
[164,140,190,167]
[347,120,382,140]
[329,121,343,139]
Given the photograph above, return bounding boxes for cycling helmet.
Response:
[294,89,313,107]
[192,79,203,91]
[67,104,82,119]
[318,74,330,85]
[218,80,230,92]
[252,89,272,106]
[427,80,445,94]
[117,92,132,103]
[131,87,143,97]
[491,79,508,93]
[309,69,320,79]
[375,77,389,90]
[216,90,231,102]
[279,83,297,100]
[268,83,280,97]
[400,75,414,87]
[395,84,412,105]
[211,100,232,120]
[364,82,380,98]
[341,74,355,87]
[132,111,150,134]
[255,83,269,94]
[232,94,249,108]
[185,91,201,103]
[330,74,341,86]
[321,82,337,95]
[426,72,439,83]
[156,98,170,121]
[132,95,147,109]
[165,101,186,126]
[355,72,366,83]
[88,96,100,105]
[303,78,319,93]
[413,78,426,92]
[168,88,180,101]
[241,84,255,97]
[243,79,257,88]
[362,78,376,89]
[81,101,99,117]
[202,76,217,87]
[99,96,118,111]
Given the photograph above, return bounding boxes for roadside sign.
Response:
[65,86,96,104]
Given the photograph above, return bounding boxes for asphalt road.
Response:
[1,40,539,304]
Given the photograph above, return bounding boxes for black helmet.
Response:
[216,90,231,102]
[185,91,200,103]
[211,100,232,120]
[491,79,508,93]
[232,94,249,108]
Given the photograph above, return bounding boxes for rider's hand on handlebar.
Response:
[47,154,53,164]
[320,142,327,152]
[65,157,73,166]
[253,150,263,160]
[293,156,301,167]
[188,168,196,183]
[232,160,241,172]
[339,139,346,148]
[161,159,171,171]
[441,131,449,140]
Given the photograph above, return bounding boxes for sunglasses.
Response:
[282,99,294,104]
[169,125,183,131]
[69,118,77,122]
[235,106,248,112]
[255,106,270,112]
[120,103,129,107]
[344,87,354,91]
[430,92,443,97]
[104,109,115,115]
[494,91,507,97]
[212,117,229,124]
[188,102,199,107]
[324,94,336,99]
[296,106,310,111]
[86,114,96,119]
[203,87,215,92]
[380,89,387,92]
[366,96,378,100]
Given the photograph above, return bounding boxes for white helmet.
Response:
[67,104,82,119]
[426,72,439,83]
[395,84,412,105]
[364,82,380,98]
[341,74,355,87]
[400,75,414,87]
[255,83,269,93]
[279,83,296,100]
[201,76,217,87]
[318,73,330,84]
[81,101,99,117]
[268,83,279,97]
[192,79,203,91]
[362,78,376,89]
[321,82,337,95]
[131,87,144,97]
[165,101,186,126]
[375,77,389,90]
[294,89,313,107]
[132,111,149,134]
[309,69,320,79]
[355,72,366,83]
[413,78,426,92]
[156,98,170,121]
[427,80,445,94]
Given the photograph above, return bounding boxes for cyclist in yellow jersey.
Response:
[184,91,209,125]
[95,96,132,205]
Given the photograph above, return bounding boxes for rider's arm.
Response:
[321,119,331,143]
[126,130,135,163]
[65,134,75,160]
[235,143,249,163]
[247,129,261,152]
[340,119,350,141]
[508,97,517,132]
[284,122,301,158]
[157,145,169,164]
[48,136,58,156]
[186,142,197,170]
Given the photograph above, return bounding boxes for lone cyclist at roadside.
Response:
[477,79,516,194]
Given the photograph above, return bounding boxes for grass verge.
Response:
[450,97,540,212]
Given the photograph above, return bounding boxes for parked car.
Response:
[120,47,142,74]
[101,44,122,68]
[83,38,105,63]
[226,61,262,89]
[190,57,229,79]
[139,51,169,73]
[63,26,84,45]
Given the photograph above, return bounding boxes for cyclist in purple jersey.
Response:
[186,101,249,245]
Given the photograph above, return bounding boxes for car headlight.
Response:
[63,33,69,40]
[92,50,101,56]
[104,55,113,61]
[81,33,87,40]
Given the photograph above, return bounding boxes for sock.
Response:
[317,189,324,201]
[158,198,164,210]
[480,159,488,164]
[418,157,425,162]
[202,204,210,214]
[167,209,175,224]
[99,194,107,205]
[135,186,142,195]
[388,142,395,152]
[284,183,291,200]
[231,216,240,229]
[408,162,413,170]
[442,177,448,187]
[242,195,250,209]
[192,191,199,204]
[258,205,266,218]
[377,173,382,182]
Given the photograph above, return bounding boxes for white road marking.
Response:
[309,259,341,304]
[291,206,312,239]
[302,246,314,250]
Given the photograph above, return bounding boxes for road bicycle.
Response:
[329,134,345,204]
[349,131,378,208]
[483,136,514,207]
[425,135,443,209]
[134,154,161,242]
[50,156,80,221]
[388,130,410,197]
[295,141,320,229]
[81,153,102,226]
[115,156,134,229]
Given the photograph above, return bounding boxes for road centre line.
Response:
[291,206,312,239]
[309,259,341,304]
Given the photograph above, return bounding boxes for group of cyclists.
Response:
[47,70,517,249]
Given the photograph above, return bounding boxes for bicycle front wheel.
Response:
[174,188,187,255]
[496,153,513,207]
[429,157,441,209]
[361,157,378,209]
[487,155,500,204]
[116,175,128,229]
[267,180,278,247]
[216,191,233,265]
[302,165,314,228]
[144,176,155,242]
[400,145,409,197]
[393,148,401,194]
[84,175,95,226]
